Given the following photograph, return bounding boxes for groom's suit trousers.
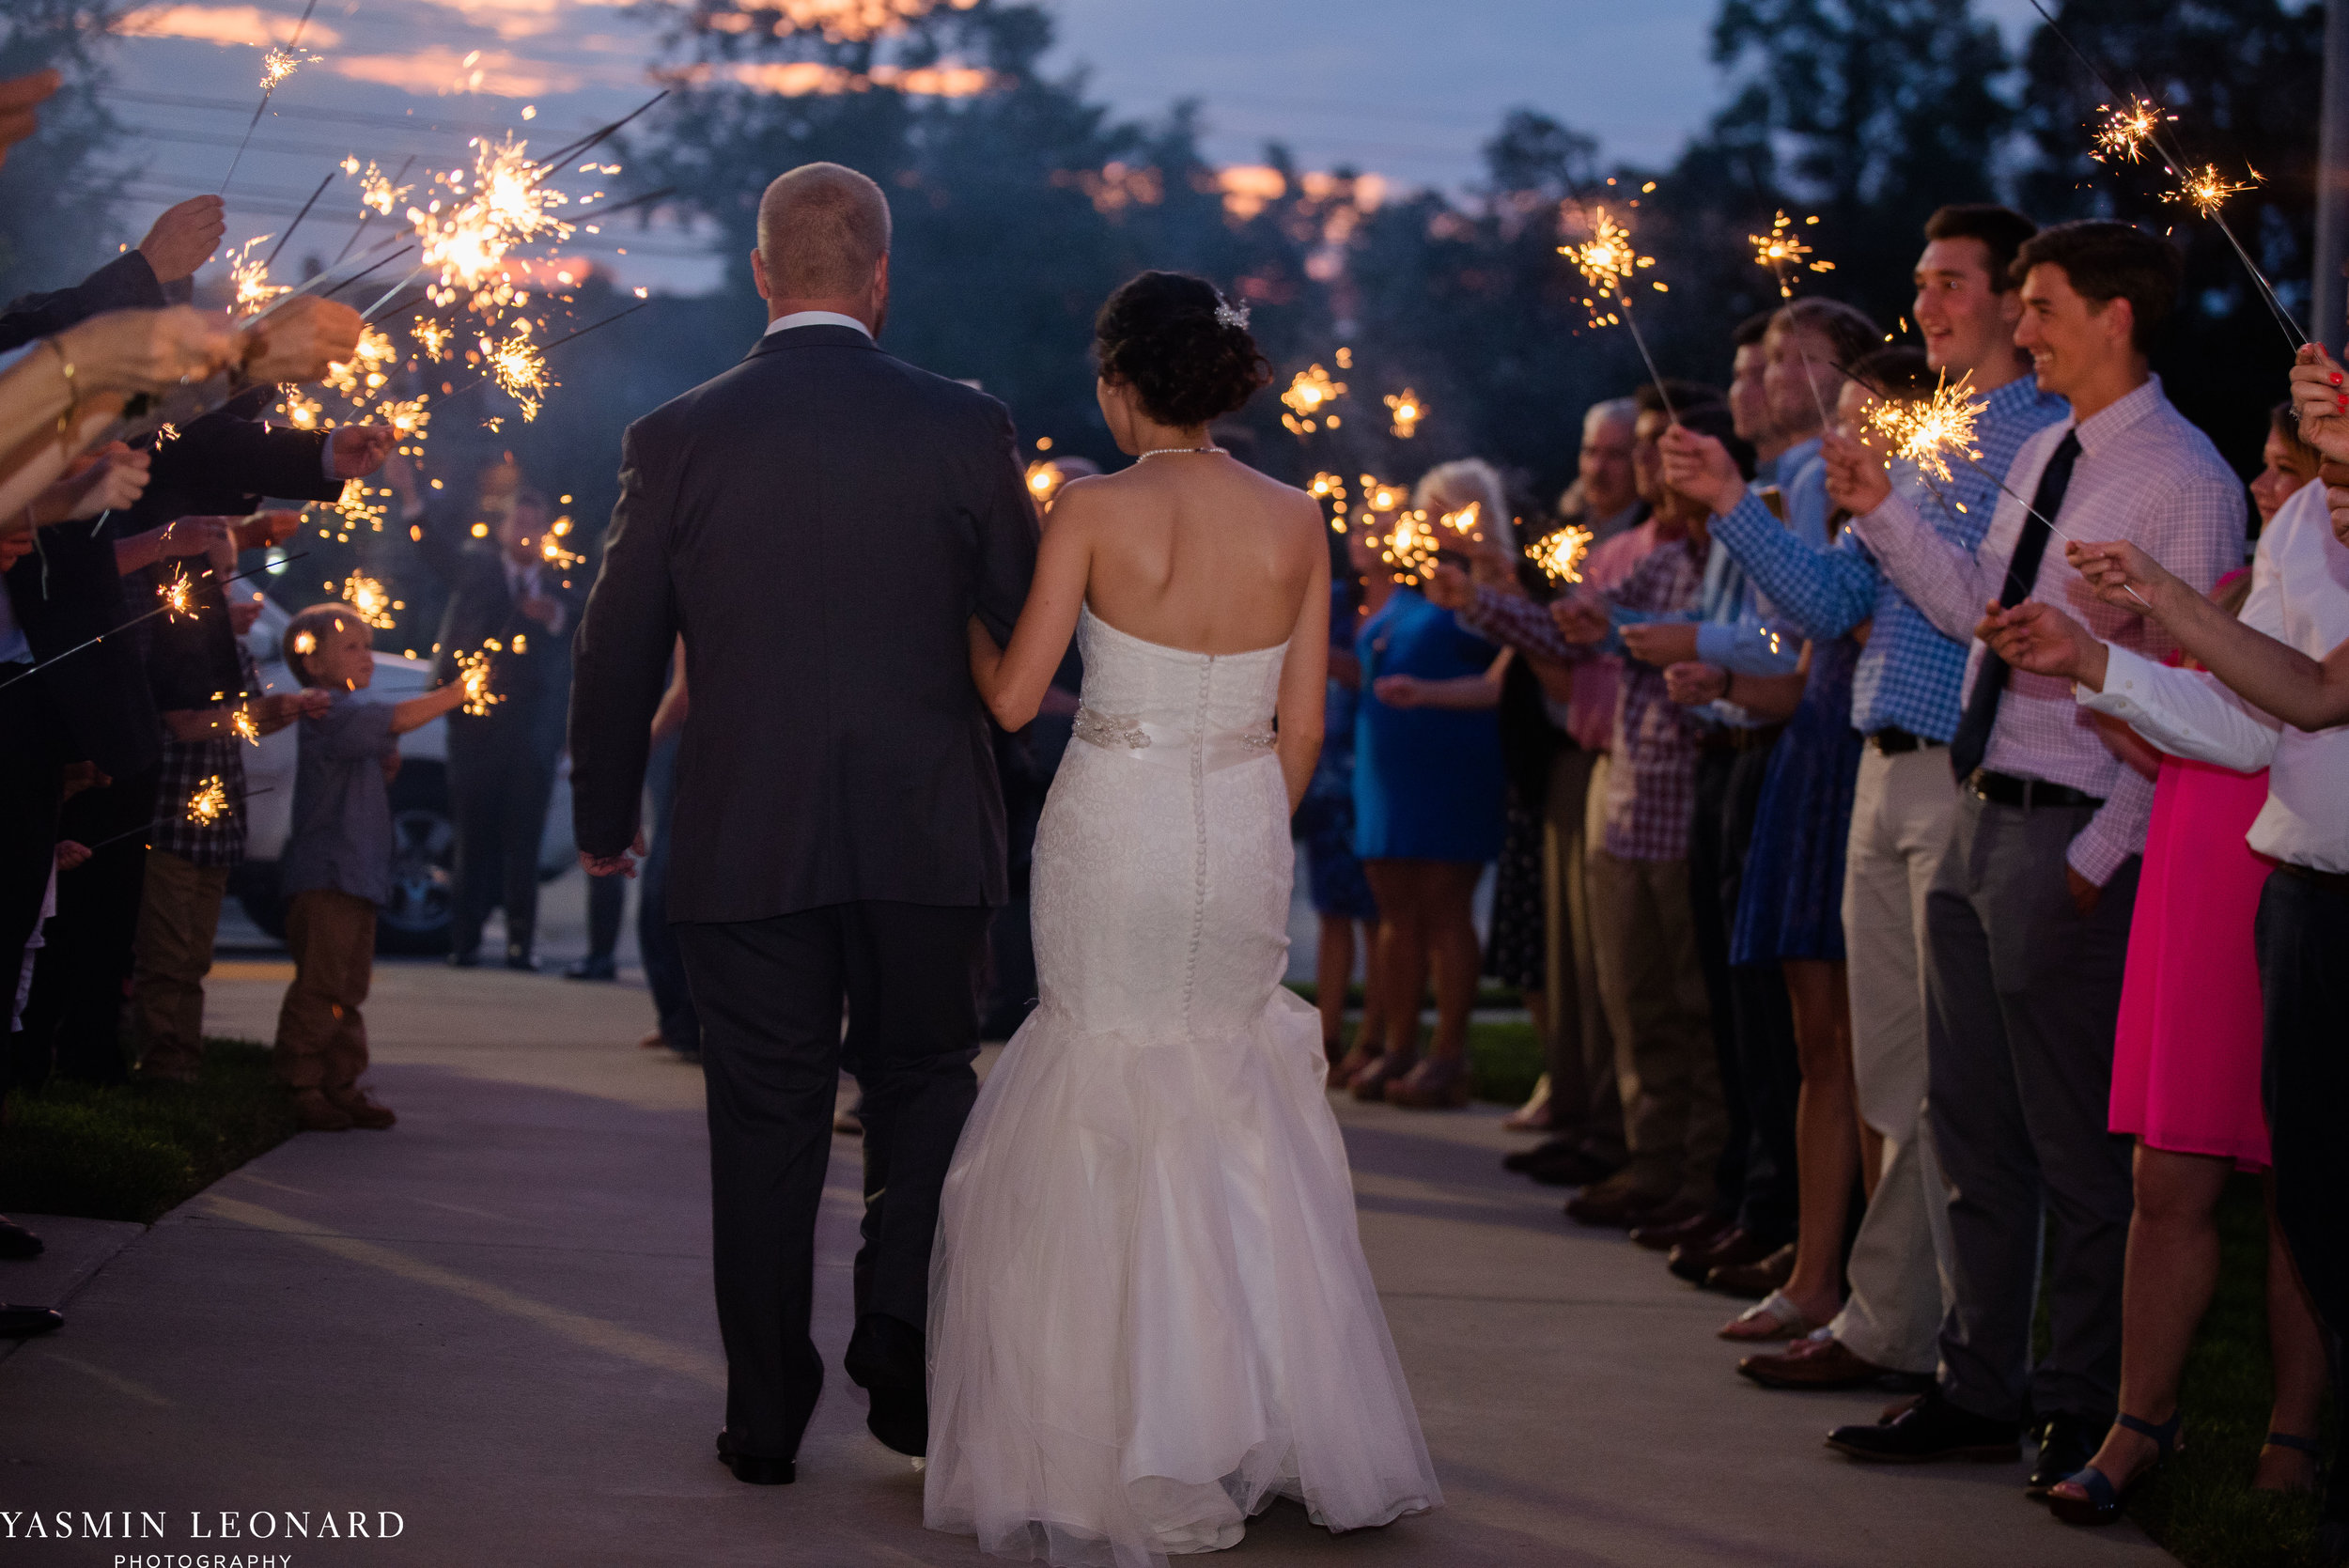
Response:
[678,899,991,1460]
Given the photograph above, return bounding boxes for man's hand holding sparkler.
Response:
[240,295,363,386]
[1977,598,2108,691]
[29,442,148,526]
[1621,620,1699,667]
[1657,425,1750,519]
[1663,661,1728,706]
[115,514,232,574]
[137,195,226,286]
[1821,429,1893,519]
[231,508,303,552]
[582,830,648,880]
[1550,598,1612,645]
[55,306,241,397]
[2064,538,2190,619]
[325,425,397,481]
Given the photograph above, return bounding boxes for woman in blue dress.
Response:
[1341,472,1507,1110]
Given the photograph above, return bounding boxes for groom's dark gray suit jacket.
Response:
[568,322,1041,924]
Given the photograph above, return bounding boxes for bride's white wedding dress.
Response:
[926,605,1441,1567]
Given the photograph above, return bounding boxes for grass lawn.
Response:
[0,1039,296,1224]
[2137,1172,2331,1568]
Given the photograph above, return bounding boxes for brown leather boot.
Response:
[326,1088,397,1130]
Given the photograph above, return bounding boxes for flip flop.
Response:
[1718,1289,1817,1343]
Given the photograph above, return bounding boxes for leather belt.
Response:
[1866,727,1941,755]
[1700,722,1787,754]
[2279,862,2349,897]
[1967,768,2102,811]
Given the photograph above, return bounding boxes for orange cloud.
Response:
[333,45,580,98]
[118,5,344,49]
[728,0,980,42]
[665,59,992,97]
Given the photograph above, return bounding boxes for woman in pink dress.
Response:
[2050,404,2329,1525]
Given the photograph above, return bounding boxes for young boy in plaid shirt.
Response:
[274,604,469,1130]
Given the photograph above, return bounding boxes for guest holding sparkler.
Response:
[420,481,582,970]
[132,514,321,1086]
[273,605,474,1130]
[1342,474,1505,1110]
[1432,398,1748,1228]
[1816,221,2244,1493]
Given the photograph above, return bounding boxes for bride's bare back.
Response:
[967,449,1330,805]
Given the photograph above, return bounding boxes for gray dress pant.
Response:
[1925,788,2139,1424]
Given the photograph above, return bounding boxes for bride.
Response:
[925,272,1442,1566]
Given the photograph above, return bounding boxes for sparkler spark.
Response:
[455,645,504,716]
[2166,163,2260,219]
[226,237,289,316]
[1565,205,1652,302]
[1529,524,1595,585]
[341,571,396,629]
[412,318,452,361]
[231,706,261,746]
[480,319,550,421]
[1378,508,1441,585]
[412,134,573,302]
[1435,502,1483,545]
[259,47,320,91]
[1750,210,1835,299]
[1025,459,1067,508]
[1281,364,1346,436]
[2092,97,2167,163]
[1863,371,1986,484]
[358,161,412,217]
[185,775,232,826]
[158,567,197,621]
[1385,389,1424,440]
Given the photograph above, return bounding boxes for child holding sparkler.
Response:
[272,604,472,1131]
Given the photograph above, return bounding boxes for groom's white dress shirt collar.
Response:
[764,310,872,338]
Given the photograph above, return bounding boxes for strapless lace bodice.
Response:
[1068,607,1285,766]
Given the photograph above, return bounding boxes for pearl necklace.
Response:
[1135,444,1225,461]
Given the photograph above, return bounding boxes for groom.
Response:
[569,163,1040,1483]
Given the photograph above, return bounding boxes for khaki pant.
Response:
[1541,749,1622,1161]
[1588,846,1722,1203]
[129,848,231,1080]
[1828,746,1959,1374]
[274,888,376,1094]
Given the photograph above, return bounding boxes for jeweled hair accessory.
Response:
[1213,297,1251,331]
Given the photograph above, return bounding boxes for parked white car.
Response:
[234,598,576,953]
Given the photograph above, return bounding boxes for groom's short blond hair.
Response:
[756,163,892,297]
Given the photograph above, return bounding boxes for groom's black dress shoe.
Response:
[2026,1413,2105,1498]
[715,1429,794,1485]
[1827,1388,2020,1465]
[845,1312,928,1458]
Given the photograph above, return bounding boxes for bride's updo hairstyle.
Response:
[1094,271,1272,429]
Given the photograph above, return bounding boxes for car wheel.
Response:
[380,764,456,955]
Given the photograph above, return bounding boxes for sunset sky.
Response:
[100,0,2049,297]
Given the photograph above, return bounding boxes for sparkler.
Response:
[1378,509,1442,586]
[429,301,653,407]
[330,156,418,272]
[158,567,197,621]
[480,319,551,422]
[1435,502,1484,546]
[1528,524,1595,585]
[221,0,321,194]
[226,237,289,317]
[1862,371,1984,485]
[1309,471,1347,531]
[1750,210,1833,300]
[341,571,397,629]
[1281,365,1346,437]
[412,318,452,361]
[1025,459,1067,508]
[263,171,337,272]
[231,706,261,746]
[455,644,503,716]
[2023,0,2305,349]
[186,775,232,826]
[1384,389,1424,440]
[0,553,308,694]
[1563,202,1678,420]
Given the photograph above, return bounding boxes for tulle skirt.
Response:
[924,986,1441,1566]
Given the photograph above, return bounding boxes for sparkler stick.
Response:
[574,185,676,226]
[220,0,320,194]
[528,90,670,178]
[329,155,417,271]
[2023,0,2306,349]
[428,300,652,404]
[78,785,277,856]
[1564,205,1677,420]
[263,170,337,272]
[0,553,308,693]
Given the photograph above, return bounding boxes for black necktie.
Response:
[1949,428,2081,781]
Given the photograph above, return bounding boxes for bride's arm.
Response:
[968,480,1096,730]
[1274,530,1330,814]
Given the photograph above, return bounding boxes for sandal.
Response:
[1382,1054,1472,1110]
[2255,1431,2325,1495]
[1348,1052,1419,1103]
[1500,1073,1553,1131]
[1718,1289,1818,1343]
[2047,1410,2182,1527]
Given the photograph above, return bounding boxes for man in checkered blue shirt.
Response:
[1660,208,2068,1398]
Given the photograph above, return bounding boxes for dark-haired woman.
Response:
[930,271,1441,1564]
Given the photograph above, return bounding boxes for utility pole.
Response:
[2316,0,2349,349]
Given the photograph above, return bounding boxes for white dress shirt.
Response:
[1851,374,2246,883]
[504,556,565,636]
[2077,479,2349,874]
[763,310,873,339]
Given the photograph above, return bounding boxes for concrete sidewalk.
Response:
[0,961,2169,1567]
